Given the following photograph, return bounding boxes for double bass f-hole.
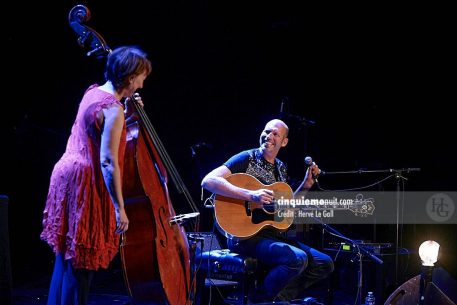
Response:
[158,206,168,247]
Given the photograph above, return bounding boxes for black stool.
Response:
[195,249,258,305]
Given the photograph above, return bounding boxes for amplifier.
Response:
[0,195,12,305]
[187,232,222,252]
[324,240,393,254]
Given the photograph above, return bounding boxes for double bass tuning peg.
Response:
[69,4,111,59]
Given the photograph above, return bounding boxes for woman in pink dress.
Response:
[40,46,152,305]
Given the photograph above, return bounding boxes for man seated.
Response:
[201,119,334,302]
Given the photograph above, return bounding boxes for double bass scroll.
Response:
[68,5,111,58]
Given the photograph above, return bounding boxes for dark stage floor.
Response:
[9,251,457,305]
[12,267,130,305]
[8,243,425,305]
[11,266,357,305]
[7,238,426,305]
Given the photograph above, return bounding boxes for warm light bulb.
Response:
[418,240,440,266]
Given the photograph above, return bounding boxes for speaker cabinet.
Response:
[187,232,222,252]
[383,275,420,305]
[0,195,13,305]
[425,282,456,305]
[384,273,456,305]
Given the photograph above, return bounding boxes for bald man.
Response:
[201,119,334,302]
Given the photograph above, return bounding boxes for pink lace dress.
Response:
[41,84,126,270]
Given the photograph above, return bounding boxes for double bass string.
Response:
[131,97,200,230]
[132,99,202,304]
[134,100,197,208]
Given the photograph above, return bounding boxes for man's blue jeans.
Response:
[228,234,334,301]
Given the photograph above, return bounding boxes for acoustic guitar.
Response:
[213,173,294,239]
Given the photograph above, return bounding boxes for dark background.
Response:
[1,0,455,294]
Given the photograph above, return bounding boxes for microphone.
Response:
[169,212,200,225]
[304,156,324,182]
[304,156,314,167]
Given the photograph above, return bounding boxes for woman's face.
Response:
[125,71,148,97]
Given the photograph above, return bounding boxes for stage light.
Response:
[419,240,440,267]
[419,240,440,305]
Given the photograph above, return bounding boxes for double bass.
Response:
[69,5,199,305]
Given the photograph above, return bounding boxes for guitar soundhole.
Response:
[252,209,275,224]
[263,203,276,213]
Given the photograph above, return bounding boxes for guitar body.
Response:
[214,173,294,239]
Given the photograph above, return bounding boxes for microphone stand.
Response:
[322,167,420,287]
[310,214,383,305]
[280,111,316,127]
[278,96,316,128]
